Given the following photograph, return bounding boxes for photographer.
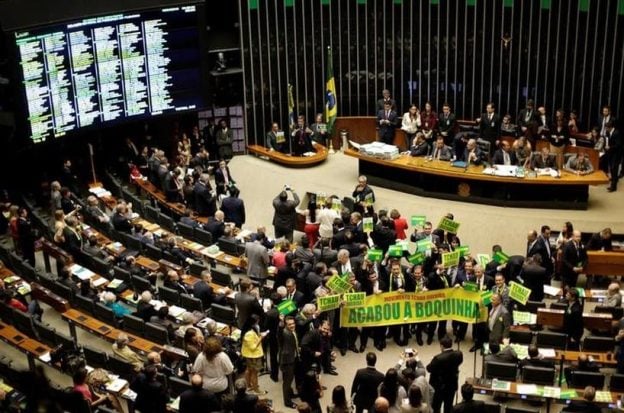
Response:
[272,185,300,242]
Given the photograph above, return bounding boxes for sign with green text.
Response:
[437,217,460,233]
[493,251,510,264]
[340,288,488,328]
[317,294,341,312]
[416,239,435,252]
[277,299,297,315]
[509,281,531,305]
[477,254,491,268]
[363,217,374,233]
[326,274,351,294]
[408,252,425,265]
[441,251,460,268]
[457,245,470,257]
[367,248,383,262]
[411,215,426,226]
[344,292,366,308]
[388,244,403,257]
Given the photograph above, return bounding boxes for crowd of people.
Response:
[0,109,621,413]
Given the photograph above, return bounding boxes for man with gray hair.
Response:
[179,373,220,413]
[112,333,144,371]
[233,378,258,411]
[462,138,487,165]
[193,172,217,217]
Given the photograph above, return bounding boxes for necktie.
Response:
[489,113,492,121]
[504,152,510,165]
[434,148,439,160]
[223,168,229,184]
[293,331,300,357]
[442,275,449,288]
[386,111,389,119]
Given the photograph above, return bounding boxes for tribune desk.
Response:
[345,148,609,210]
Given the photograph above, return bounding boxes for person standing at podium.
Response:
[476,103,501,152]
[291,115,314,156]
[377,102,398,145]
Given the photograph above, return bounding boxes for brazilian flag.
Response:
[325,46,337,135]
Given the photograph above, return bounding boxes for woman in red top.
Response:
[390,209,408,240]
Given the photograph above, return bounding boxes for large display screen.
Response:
[14,4,204,143]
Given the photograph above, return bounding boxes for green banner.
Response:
[363,217,374,233]
[318,294,341,312]
[340,288,488,328]
[493,251,510,264]
[344,292,366,308]
[416,239,434,252]
[367,248,383,262]
[437,217,460,233]
[388,244,403,257]
[481,290,493,306]
[411,215,426,226]
[442,251,460,268]
[457,245,470,257]
[509,281,531,305]
[327,274,351,294]
[408,252,425,265]
[277,299,297,315]
[464,282,478,292]
[477,253,491,268]
[331,198,342,211]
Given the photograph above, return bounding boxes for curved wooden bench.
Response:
[247,143,328,167]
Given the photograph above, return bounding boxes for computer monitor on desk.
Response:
[522,366,555,386]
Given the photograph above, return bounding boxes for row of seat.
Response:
[509,330,615,352]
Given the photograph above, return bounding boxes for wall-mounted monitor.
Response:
[13,3,205,143]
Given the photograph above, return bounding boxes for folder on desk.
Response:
[451,161,467,168]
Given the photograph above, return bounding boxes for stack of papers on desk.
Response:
[543,285,561,297]
[89,187,112,198]
[169,305,186,319]
[17,284,31,296]
[106,378,128,393]
[542,386,560,398]
[92,277,108,288]
[491,380,511,391]
[516,383,538,395]
[107,279,124,289]
[594,391,613,402]
[513,310,537,325]
[535,168,559,177]
[4,275,20,284]
[70,264,95,281]
[359,142,400,160]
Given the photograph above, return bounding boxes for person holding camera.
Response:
[272,185,300,242]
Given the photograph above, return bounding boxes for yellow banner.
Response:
[340,288,488,328]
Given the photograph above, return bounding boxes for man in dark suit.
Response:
[377,101,398,145]
[462,139,487,165]
[351,352,385,413]
[605,121,622,192]
[452,383,486,413]
[203,211,225,241]
[221,187,246,228]
[193,173,217,217]
[519,344,555,372]
[61,216,83,255]
[517,99,538,141]
[561,230,587,289]
[179,374,220,413]
[477,102,501,150]
[563,385,602,413]
[193,270,230,309]
[163,168,182,202]
[233,378,258,411]
[279,315,301,408]
[537,225,554,278]
[361,271,387,352]
[272,187,300,242]
[526,230,546,260]
[427,335,464,413]
[430,136,454,161]
[376,89,396,111]
[284,278,305,309]
[484,341,518,365]
[266,122,285,152]
[234,278,264,329]
[586,227,613,251]
[214,160,234,196]
[491,140,518,165]
[522,254,547,302]
[438,103,458,144]
[112,204,133,233]
[530,147,557,169]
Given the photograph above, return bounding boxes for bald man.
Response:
[179,374,220,413]
[561,230,587,288]
[373,397,390,413]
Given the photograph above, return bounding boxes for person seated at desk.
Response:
[161,235,196,266]
[135,290,157,322]
[203,210,226,240]
[193,269,231,309]
[101,291,131,319]
[512,136,532,168]
[291,115,314,156]
[563,151,594,175]
[587,227,613,251]
[72,367,110,408]
[266,122,285,152]
[562,385,601,413]
[58,265,79,293]
[452,383,485,413]
[491,140,518,166]
[85,195,110,225]
[112,333,144,372]
[83,235,113,262]
[179,209,200,228]
[164,270,193,295]
[461,139,487,165]
[501,114,519,137]
[409,132,429,157]
[429,136,453,161]
[149,306,176,341]
[484,341,518,364]
[603,282,622,307]
[530,147,557,170]
[519,344,555,372]
[112,203,133,233]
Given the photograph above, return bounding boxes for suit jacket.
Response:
[564,300,584,342]
[245,241,269,278]
[286,290,305,309]
[203,219,225,241]
[112,213,133,233]
[410,141,429,157]
[491,149,518,165]
[377,109,398,142]
[522,263,547,302]
[517,108,538,129]
[266,131,284,152]
[462,147,487,165]
[531,153,557,169]
[62,226,83,254]
[193,182,217,217]
[179,387,220,413]
[561,240,587,280]
[214,167,234,194]
[376,98,397,111]
[427,349,463,391]
[478,112,501,142]
[234,291,264,329]
[351,366,385,409]
[221,196,246,228]
[430,144,453,161]
[278,326,299,365]
[586,233,612,251]
[452,400,486,413]
[563,400,601,413]
[488,305,511,343]
[526,239,546,260]
[606,129,623,159]
[438,112,457,136]
[164,173,181,202]
[272,192,300,230]
[193,280,223,308]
